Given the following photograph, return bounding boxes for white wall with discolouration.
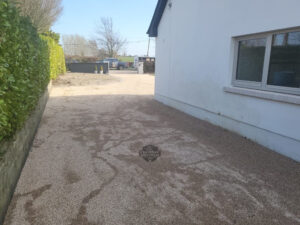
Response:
[155,0,300,161]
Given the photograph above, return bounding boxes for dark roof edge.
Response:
[147,0,168,37]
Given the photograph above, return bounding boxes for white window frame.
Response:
[232,28,300,96]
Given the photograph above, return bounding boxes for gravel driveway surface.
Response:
[4,73,300,225]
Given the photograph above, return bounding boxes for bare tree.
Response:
[98,48,108,60]
[95,17,127,58]
[13,0,63,33]
[88,40,99,57]
[62,35,99,57]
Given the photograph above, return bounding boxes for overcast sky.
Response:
[52,0,157,57]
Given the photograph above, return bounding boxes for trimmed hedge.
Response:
[41,33,66,80]
[0,0,65,143]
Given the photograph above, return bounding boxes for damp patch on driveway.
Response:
[139,145,161,162]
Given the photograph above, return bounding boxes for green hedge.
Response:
[41,33,66,80]
[0,0,65,143]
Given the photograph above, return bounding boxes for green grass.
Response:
[118,56,134,63]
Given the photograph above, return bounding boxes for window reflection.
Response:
[268,31,300,88]
[236,38,266,82]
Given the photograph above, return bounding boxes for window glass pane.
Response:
[268,31,300,88]
[236,38,266,82]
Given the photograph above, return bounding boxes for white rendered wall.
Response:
[155,0,300,161]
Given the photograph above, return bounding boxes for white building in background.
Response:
[147,0,300,162]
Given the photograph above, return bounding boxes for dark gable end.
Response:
[147,0,168,37]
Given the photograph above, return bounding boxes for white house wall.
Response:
[155,0,300,161]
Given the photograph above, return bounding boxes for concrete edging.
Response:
[0,81,52,224]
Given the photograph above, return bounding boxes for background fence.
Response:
[67,63,109,74]
[144,61,155,73]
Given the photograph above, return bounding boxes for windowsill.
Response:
[224,86,300,105]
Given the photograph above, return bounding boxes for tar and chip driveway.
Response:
[4,73,300,225]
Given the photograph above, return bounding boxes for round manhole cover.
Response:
[139,145,161,162]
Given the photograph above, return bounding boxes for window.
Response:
[233,29,300,95]
[236,38,266,82]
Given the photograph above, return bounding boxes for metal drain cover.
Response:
[139,145,161,162]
